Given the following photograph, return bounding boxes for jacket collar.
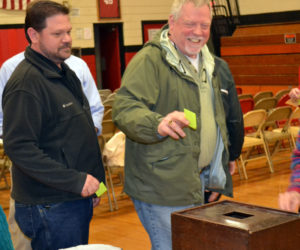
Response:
[24,46,67,80]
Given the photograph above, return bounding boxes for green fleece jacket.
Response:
[112,26,243,206]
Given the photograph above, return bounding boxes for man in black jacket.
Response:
[2,1,105,249]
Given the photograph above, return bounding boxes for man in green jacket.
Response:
[112,0,243,249]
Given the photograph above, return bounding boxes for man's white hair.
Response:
[170,0,212,20]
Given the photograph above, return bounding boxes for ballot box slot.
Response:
[223,211,253,219]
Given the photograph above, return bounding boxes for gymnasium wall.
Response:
[0,0,299,48]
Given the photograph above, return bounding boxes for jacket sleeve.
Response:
[218,58,244,161]
[112,49,164,144]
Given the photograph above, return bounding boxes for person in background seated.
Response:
[2,1,105,249]
[278,87,300,213]
[112,0,244,249]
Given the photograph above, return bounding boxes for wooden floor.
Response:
[0,150,293,250]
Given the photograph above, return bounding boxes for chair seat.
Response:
[243,136,264,148]
[273,126,300,148]
[263,130,291,141]
[273,126,299,136]
[290,126,300,137]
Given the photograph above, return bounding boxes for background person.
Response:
[288,87,300,103]
[278,131,300,213]
[278,87,300,213]
[2,1,105,249]
[112,0,243,249]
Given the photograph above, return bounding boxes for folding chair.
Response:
[238,94,253,100]
[237,109,272,179]
[102,108,112,121]
[276,94,290,107]
[260,106,294,165]
[274,89,290,101]
[273,107,300,149]
[101,119,117,142]
[102,132,125,211]
[253,91,273,104]
[239,98,254,114]
[102,98,115,107]
[106,92,116,102]
[98,88,112,96]
[254,97,277,112]
[98,135,114,212]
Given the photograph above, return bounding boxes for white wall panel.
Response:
[0,0,299,47]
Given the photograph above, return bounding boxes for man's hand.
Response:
[279,191,300,213]
[92,197,101,207]
[229,161,236,175]
[207,161,236,203]
[208,192,220,202]
[157,111,190,140]
[81,174,100,197]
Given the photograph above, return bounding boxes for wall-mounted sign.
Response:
[284,33,296,44]
[98,0,120,18]
[142,20,167,44]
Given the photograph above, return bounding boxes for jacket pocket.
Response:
[220,90,230,118]
[149,148,197,181]
[61,148,70,169]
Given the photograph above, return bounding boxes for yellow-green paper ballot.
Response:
[184,108,197,130]
[95,182,107,197]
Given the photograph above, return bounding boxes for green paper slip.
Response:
[184,108,197,130]
[95,182,107,197]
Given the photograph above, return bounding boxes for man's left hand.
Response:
[207,161,236,202]
[229,161,236,175]
[208,192,220,202]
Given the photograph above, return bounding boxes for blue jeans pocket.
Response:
[14,203,35,239]
[15,199,93,249]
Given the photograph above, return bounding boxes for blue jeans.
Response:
[132,198,195,250]
[15,198,93,250]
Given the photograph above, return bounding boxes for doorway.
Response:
[94,22,125,91]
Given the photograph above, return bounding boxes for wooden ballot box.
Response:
[171,200,300,250]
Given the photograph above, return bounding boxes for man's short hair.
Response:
[170,0,211,20]
[25,0,69,43]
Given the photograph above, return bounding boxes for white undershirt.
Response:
[185,54,199,72]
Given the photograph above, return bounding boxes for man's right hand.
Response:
[81,174,100,197]
[157,111,190,140]
[278,191,300,213]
